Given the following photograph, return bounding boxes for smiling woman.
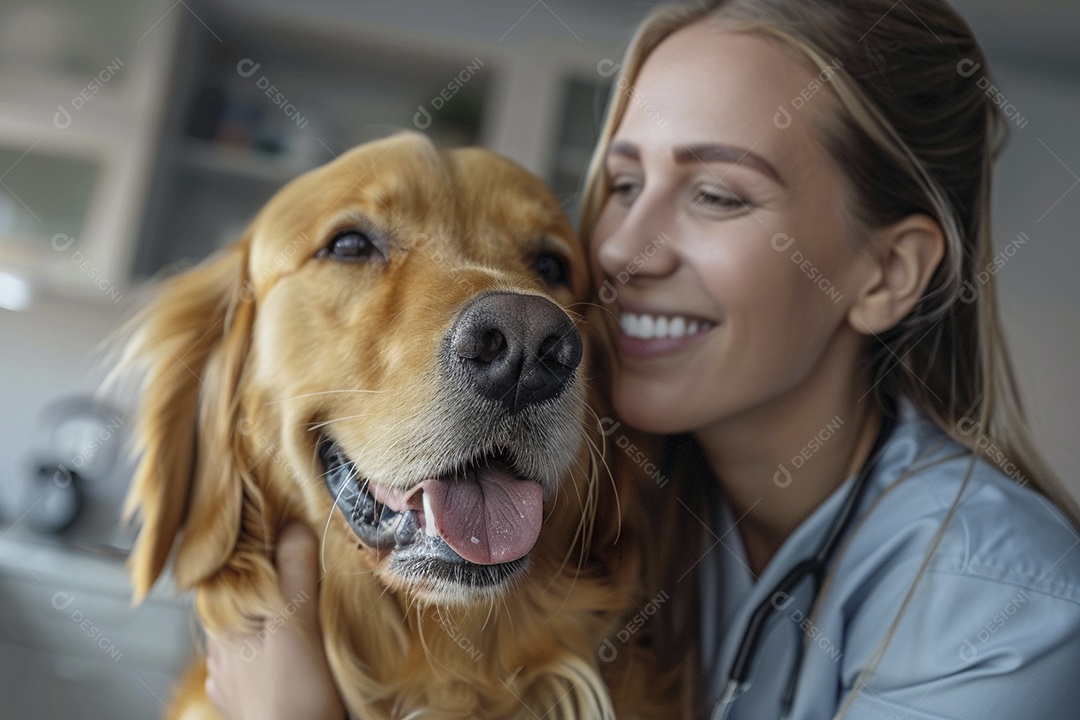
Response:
[579,0,1080,718]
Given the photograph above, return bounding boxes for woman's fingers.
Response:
[274,521,321,633]
[204,630,243,718]
[200,522,346,720]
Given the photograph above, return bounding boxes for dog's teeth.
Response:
[422,491,439,537]
[618,312,713,340]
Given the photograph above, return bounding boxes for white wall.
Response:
[987,63,1080,493]
[0,293,127,518]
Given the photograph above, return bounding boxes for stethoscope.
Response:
[711,408,899,720]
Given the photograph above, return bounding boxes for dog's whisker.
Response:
[582,402,620,532]
[479,592,497,632]
[267,389,384,405]
[320,459,367,574]
[333,405,438,473]
[308,413,374,432]
[569,299,619,320]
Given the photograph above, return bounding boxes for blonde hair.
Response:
[579,0,1080,712]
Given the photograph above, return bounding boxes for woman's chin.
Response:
[612,382,694,436]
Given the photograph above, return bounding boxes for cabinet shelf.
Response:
[177,138,314,185]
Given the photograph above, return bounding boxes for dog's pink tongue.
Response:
[421,466,543,565]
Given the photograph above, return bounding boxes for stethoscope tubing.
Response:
[712,408,900,720]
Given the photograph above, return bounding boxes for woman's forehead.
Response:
[616,23,838,179]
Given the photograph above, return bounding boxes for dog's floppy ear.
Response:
[115,240,255,601]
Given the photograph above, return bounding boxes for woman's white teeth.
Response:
[619,312,713,340]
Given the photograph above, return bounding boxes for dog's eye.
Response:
[533,253,569,286]
[318,231,381,262]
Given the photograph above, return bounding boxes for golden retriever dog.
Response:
[115,132,676,719]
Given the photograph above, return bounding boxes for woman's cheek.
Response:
[689,234,794,312]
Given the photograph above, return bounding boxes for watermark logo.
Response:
[770,591,842,662]
[49,466,75,489]
[599,418,669,488]
[774,415,844,487]
[957,59,1028,130]
[599,590,670,661]
[238,590,310,662]
[434,609,483,661]
[774,58,843,129]
[239,232,311,303]
[51,233,122,303]
[414,58,485,130]
[67,415,123,469]
[596,59,669,129]
[598,232,669,304]
[958,231,1028,303]
[955,417,1029,487]
[237,417,304,483]
[51,591,124,662]
[959,590,1028,662]
[597,59,620,78]
[237,59,309,129]
[53,58,125,129]
[771,233,842,304]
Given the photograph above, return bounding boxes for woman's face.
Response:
[591,21,874,436]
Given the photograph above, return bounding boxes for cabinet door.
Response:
[0,0,182,304]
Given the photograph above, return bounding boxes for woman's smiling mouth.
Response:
[619,311,715,340]
[616,309,716,358]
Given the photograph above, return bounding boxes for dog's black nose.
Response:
[449,292,582,412]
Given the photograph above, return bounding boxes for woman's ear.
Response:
[847,214,945,335]
[115,239,255,600]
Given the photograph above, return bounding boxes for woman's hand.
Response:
[205,522,347,720]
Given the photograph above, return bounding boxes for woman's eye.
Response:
[608,176,642,201]
[318,231,381,262]
[533,252,570,286]
[697,189,746,210]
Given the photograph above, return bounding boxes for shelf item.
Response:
[178,138,315,184]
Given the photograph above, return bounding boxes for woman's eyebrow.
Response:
[606,141,640,162]
[673,143,785,186]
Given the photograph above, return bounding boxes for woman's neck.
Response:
[694,348,883,577]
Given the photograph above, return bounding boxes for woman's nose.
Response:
[595,201,678,284]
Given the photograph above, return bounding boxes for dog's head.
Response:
[118,132,604,610]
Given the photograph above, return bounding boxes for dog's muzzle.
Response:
[319,291,584,591]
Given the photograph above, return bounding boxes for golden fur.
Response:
[115,132,676,719]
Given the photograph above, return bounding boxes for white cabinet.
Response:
[0,0,184,303]
[131,7,622,278]
[0,1,622,293]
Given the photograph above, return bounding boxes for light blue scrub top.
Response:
[700,397,1080,719]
